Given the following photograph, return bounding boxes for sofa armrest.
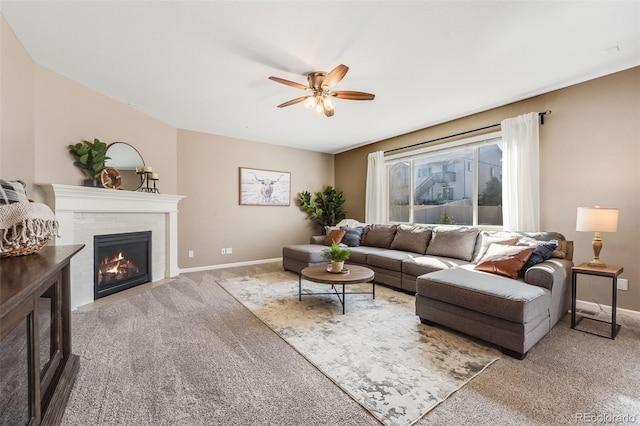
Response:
[310,235,325,245]
[525,257,573,327]
[524,258,573,291]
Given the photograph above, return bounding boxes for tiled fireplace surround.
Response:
[41,184,184,310]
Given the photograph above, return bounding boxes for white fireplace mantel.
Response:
[42,184,185,214]
[40,184,185,309]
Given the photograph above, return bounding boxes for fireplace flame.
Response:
[99,251,140,285]
[104,252,125,273]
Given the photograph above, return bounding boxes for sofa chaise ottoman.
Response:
[415,255,572,359]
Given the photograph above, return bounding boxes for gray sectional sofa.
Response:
[282,223,574,359]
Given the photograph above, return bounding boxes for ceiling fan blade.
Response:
[276,96,309,108]
[322,64,349,89]
[331,91,375,101]
[269,76,309,91]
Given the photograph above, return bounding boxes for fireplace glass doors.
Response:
[94,231,151,300]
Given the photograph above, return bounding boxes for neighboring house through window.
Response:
[386,132,503,227]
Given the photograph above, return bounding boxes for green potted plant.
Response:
[322,242,351,273]
[68,138,110,187]
[298,186,347,234]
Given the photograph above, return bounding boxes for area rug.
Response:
[218,271,501,426]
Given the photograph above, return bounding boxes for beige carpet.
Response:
[62,272,379,425]
[219,270,500,426]
[59,263,640,425]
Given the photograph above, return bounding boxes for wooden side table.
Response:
[571,263,623,339]
[0,245,84,425]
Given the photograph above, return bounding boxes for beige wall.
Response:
[1,16,35,194]
[32,66,178,197]
[1,16,178,200]
[177,129,334,269]
[336,67,640,312]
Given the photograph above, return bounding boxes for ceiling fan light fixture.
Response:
[323,96,335,111]
[304,97,317,110]
[269,64,374,117]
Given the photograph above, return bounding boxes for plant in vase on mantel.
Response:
[322,242,351,273]
[68,138,110,187]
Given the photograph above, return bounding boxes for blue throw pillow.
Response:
[517,238,559,276]
[341,226,365,247]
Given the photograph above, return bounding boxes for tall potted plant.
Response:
[322,242,351,273]
[298,186,347,233]
[68,138,110,187]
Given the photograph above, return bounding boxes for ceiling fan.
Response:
[269,64,375,117]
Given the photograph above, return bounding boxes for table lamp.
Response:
[576,206,619,267]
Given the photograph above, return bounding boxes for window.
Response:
[387,133,503,227]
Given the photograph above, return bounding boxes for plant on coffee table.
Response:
[322,242,351,272]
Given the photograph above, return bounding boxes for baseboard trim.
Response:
[575,299,640,322]
[180,257,282,274]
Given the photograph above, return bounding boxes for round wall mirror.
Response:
[105,142,145,190]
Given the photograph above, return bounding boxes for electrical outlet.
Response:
[618,278,628,291]
[188,250,194,258]
[221,248,226,255]
[226,247,233,254]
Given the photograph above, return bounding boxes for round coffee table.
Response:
[299,264,375,314]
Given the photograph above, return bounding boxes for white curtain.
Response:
[365,151,385,223]
[501,112,540,231]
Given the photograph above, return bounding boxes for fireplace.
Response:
[94,231,152,300]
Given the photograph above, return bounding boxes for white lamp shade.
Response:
[576,207,619,232]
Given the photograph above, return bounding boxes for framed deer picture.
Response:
[239,167,291,206]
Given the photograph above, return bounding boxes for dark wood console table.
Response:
[0,244,84,425]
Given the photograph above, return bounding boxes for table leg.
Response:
[342,284,346,315]
[612,276,617,339]
[571,271,577,329]
[372,281,375,300]
[298,274,302,301]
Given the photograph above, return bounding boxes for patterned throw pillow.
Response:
[0,180,28,205]
[475,244,535,279]
[517,238,559,276]
[340,226,365,247]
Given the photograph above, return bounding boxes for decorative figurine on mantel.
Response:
[135,166,160,193]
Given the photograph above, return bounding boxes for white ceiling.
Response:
[2,1,638,154]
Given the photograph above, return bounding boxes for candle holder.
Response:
[147,174,160,194]
[136,171,148,191]
[136,167,160,193]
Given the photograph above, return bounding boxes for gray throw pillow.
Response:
[425,227,480,261]
[340,226,365,247]
[390,225,432,254]
[363,224,397,248]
